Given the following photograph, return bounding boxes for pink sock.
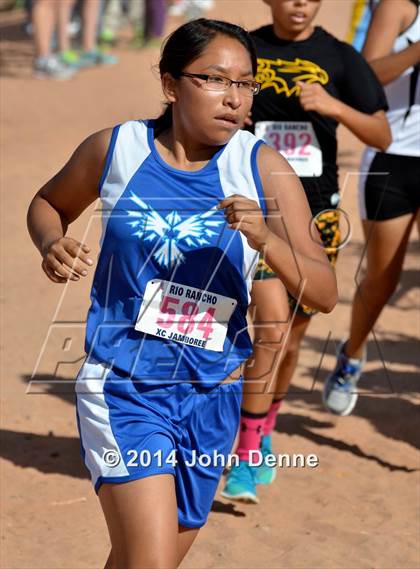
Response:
[263,399,282,437]
[236,415,266,462]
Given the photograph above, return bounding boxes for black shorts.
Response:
[361,152,420,221]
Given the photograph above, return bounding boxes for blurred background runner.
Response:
[324,0,420,416]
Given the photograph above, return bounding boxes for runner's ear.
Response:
[162,72,178,104]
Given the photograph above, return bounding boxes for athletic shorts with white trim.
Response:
[75,358,242,528]
[361,152,420,221]
[253,209,340,317]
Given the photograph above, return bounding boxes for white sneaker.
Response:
[322,341,367,416]
[33,55,77,80]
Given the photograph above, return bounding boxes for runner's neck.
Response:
[271,23,316,42]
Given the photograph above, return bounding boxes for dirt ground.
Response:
[1,1,419,568]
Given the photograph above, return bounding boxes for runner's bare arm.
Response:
[218,145,338,313]
[362,0,420,86]
[297,82,391,151]
[27,128,113,283]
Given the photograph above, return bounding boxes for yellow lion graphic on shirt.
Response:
[256,58,329,96]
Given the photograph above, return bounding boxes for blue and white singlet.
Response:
[85,120,266,385]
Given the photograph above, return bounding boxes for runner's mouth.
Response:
[290,13,307,24]
[215,114,239,126]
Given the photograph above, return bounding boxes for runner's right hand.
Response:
[297,81,341,118]
[41,237,93,283]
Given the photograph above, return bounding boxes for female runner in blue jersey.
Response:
[27,18,337,569]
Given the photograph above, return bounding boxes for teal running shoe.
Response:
[78,49,118,68]
[254,435,277,485]
[221,461,259,504]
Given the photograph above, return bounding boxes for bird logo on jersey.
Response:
[256,57,329,96]
[126,193,224,268]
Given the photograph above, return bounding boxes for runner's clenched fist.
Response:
[297,81,341,118]
[218,194,270,251]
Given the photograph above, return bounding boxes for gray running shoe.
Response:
[33,56,77,80]
[322,341,366,416]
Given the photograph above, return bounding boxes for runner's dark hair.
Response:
[155,18,257,135]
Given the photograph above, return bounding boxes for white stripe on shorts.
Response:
[358,147,376,220]
[76,359,129,486]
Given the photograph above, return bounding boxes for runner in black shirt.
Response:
[250,20,388,213]
[222,0,391,504]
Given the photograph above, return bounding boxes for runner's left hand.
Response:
[218,195,270,251]
[297,81,341,118]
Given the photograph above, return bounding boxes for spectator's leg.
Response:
[129,0,144,28]
[32,0,77,78]
[99,0,124,43]
[144,0,166,40]
[32,0,56,58]
[25,0,33,19]
[57,0,75,53]
[82,0,102,51]
[78,0,118,66]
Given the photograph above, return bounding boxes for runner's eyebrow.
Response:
[201,64,254,77]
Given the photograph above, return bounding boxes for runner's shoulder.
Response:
[249,24,273,42]
[255,142,295,181]
[79,127,114,163]
[308,27,365,60]
[254,143,308,208]
[59,127,115,193]
[327,29,370,62]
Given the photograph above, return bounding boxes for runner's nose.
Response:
[223,83,242,109]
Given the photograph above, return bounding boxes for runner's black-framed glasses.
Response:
[179,73,261,96]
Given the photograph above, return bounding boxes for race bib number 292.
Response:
[135,280,237,352]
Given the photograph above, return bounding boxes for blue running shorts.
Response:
[75,358,242,528]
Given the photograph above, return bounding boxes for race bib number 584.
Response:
[135,280,237,352]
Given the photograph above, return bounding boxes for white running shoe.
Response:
[322,341,367,416]
[33,55,77,80]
